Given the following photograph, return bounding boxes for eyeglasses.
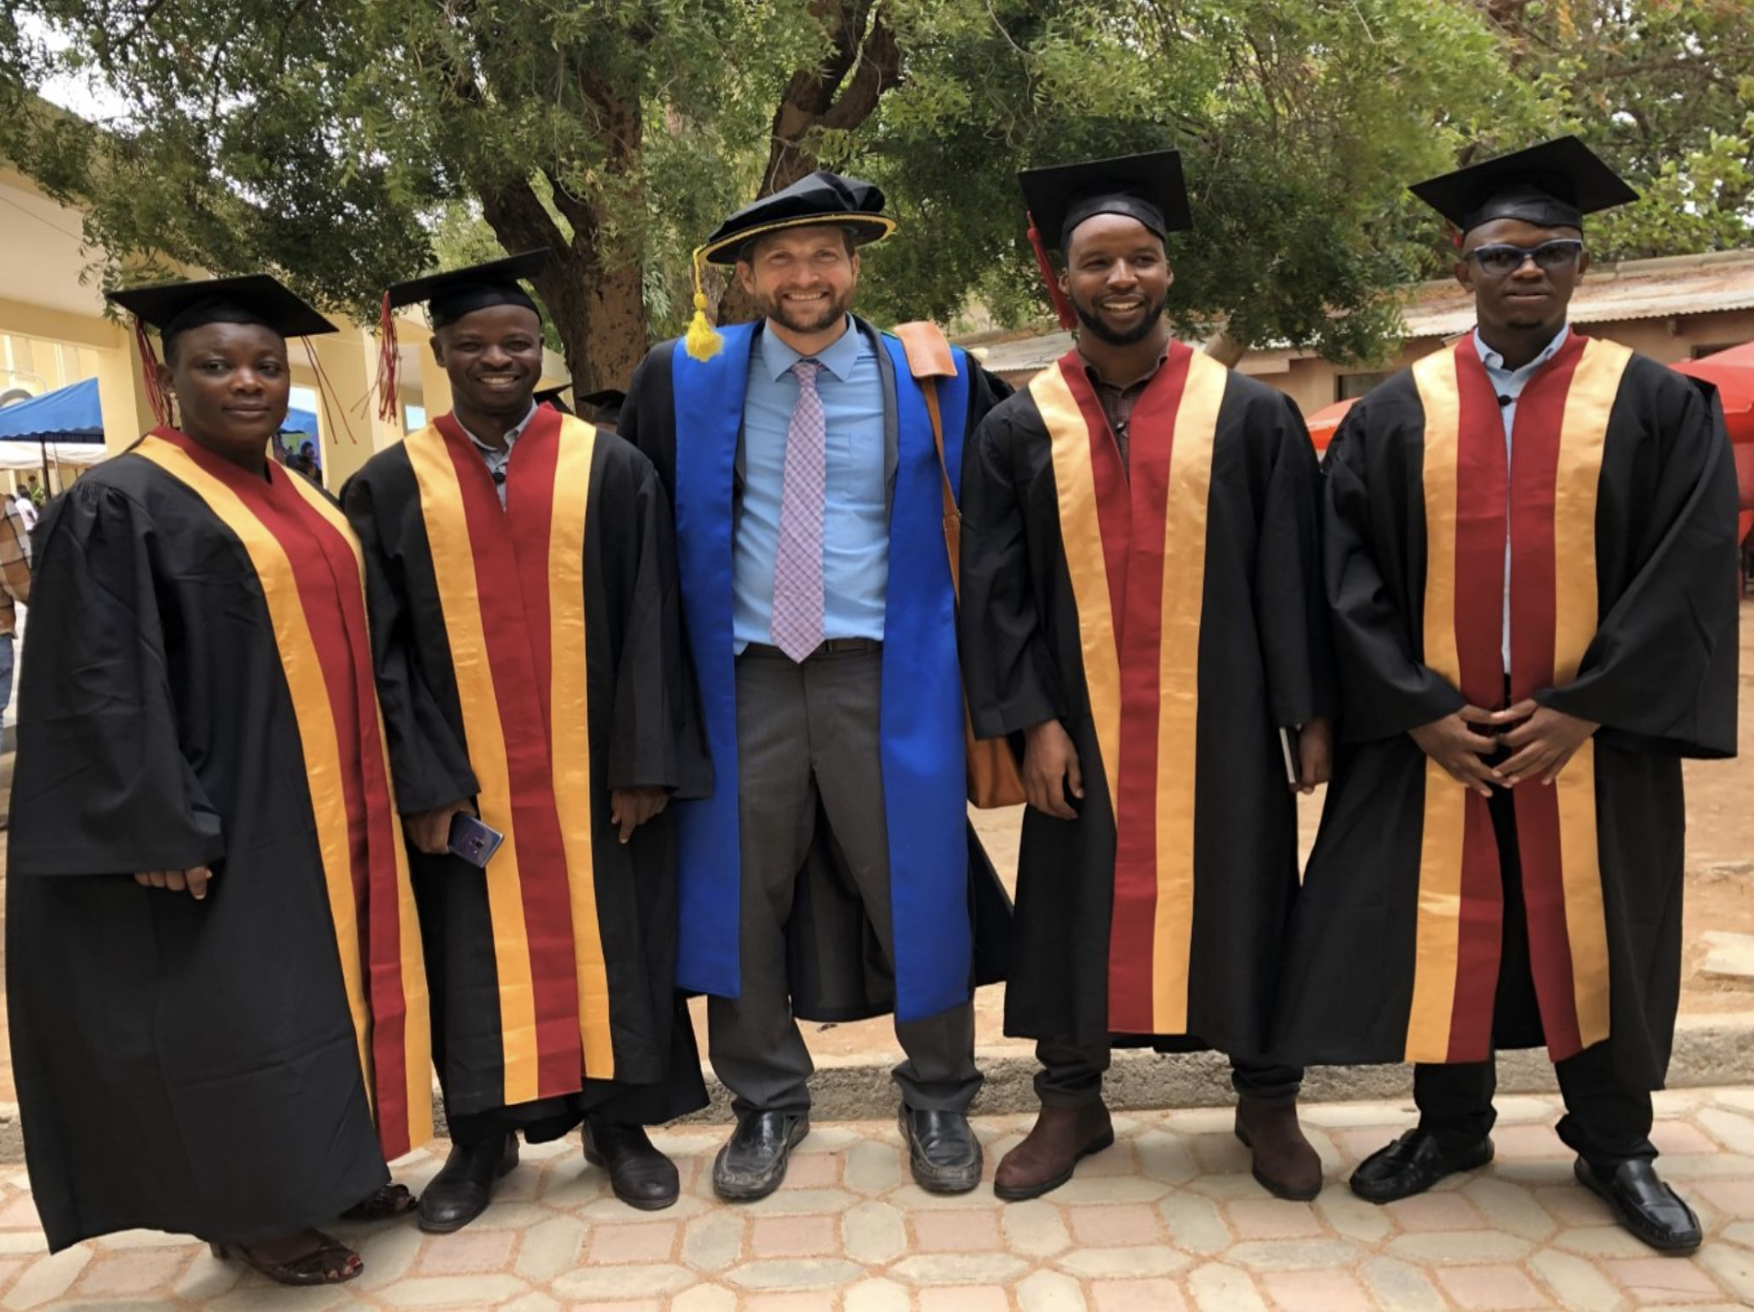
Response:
[1465,239,1584,276]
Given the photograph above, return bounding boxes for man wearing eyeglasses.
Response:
[1274,137,1738,1253]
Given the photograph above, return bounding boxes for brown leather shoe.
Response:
[1235,1097,1322,1201]
[994,1102,1114,1202]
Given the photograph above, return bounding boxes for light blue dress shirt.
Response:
[733,318,888,651]
[1474,324,1570,672]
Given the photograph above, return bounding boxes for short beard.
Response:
[757,288,852,336]
[1073,295,1167,346]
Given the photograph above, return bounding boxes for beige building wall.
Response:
[1,166,569,494]
[1254,308,1754,412]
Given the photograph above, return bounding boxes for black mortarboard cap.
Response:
[106,274,336,344]
[578,388,625,425]
[533,385,574,416]
[1409,136,1638,236]
[697,171,894,267]
[386,250,550,329]
[1018,150,1192,254]
[682,171,895,362]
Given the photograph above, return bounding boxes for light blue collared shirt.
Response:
[457,401,539,508]
[733,317,888,651]
[1475,324,1570,671]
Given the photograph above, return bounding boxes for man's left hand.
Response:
[1490,700,1598,786]
[610,786,669,844]
[1294,717,1334,794]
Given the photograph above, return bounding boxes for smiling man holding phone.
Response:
[344,252,711,1234]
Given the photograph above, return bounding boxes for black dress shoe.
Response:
[418,1133,519,1233]
[899,1105,983,1194]
[1574,1157,1702,1254]
[584,1120,680,1211]
[712,1111,809,1202]
[1350,1128,1493,1203]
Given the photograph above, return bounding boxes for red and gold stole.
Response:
[403,407,616,1103]
[1405,332,1630,1063]
[136,429,432,1157]
[1028,344,1230,1035]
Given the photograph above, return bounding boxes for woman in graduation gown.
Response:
[5,277,431,1284]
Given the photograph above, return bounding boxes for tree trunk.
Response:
[1202,326,1249,366]
[472,51,647,392]
[545,248,647,396]
[716,0,902,327]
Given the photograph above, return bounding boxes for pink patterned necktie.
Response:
[770,359,826,662]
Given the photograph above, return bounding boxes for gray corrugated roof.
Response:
[964,250,1754,374]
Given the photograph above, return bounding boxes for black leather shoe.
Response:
[899,1105,983,1194]
[584,1120,680,1211]
[418,1133,519,1233]
[1575,1157,1702,1254]
[712,1111,809,1202]
[1350,1128,1493,1203]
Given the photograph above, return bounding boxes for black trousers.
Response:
[1035,1040,1303,1108]
[1414,780,1654,1174]
[448,997,708,1147]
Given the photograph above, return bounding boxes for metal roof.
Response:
[1400,250,1754,340]
[964,249,1754,374]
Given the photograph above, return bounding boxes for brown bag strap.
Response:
[893,322,963,604]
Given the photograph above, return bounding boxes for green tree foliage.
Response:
[2,0,1748,392]
[854,0,1540,361]
[1473,0,1754,260]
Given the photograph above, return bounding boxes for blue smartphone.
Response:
[447,812,505,868]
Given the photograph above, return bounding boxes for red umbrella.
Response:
[1673,341,1754,545]
[1305,397,1357,456]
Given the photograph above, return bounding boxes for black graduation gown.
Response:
[7,432,429,1251]
[343,407,709,1132]
[959,344,1333,1054]
[1275,338,1738,1089]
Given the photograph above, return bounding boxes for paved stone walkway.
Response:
[2,1089,1753,1310]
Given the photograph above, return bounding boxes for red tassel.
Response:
[1027,212,1078,331]
[132,317,171,427]
[375,291,399,423]
[302,339,359,445]
[1450,226,1464,251]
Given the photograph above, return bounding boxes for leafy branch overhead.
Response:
[1,0,1749,392]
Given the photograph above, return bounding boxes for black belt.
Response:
[742,637,882,660]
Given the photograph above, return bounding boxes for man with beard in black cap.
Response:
[959,150,1336,1202]
[620,172,1012,1202]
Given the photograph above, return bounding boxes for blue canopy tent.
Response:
[0,378,105,491]
[280,406,319,438]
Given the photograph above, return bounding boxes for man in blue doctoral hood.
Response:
[619,170,1012,1203]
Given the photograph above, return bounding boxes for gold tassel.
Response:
[683,247,723,361]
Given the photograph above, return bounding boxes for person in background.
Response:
[11,489,38,534]
[0,494,31,730]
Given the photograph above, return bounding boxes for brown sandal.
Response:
[341,1182,419,1221]
[209,1230,363,1286]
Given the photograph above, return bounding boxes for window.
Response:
[404,403,427,431]
[1337,371,1389,401]
[1692,343,1740,360]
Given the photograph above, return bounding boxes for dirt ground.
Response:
[2,601,1751,1099]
